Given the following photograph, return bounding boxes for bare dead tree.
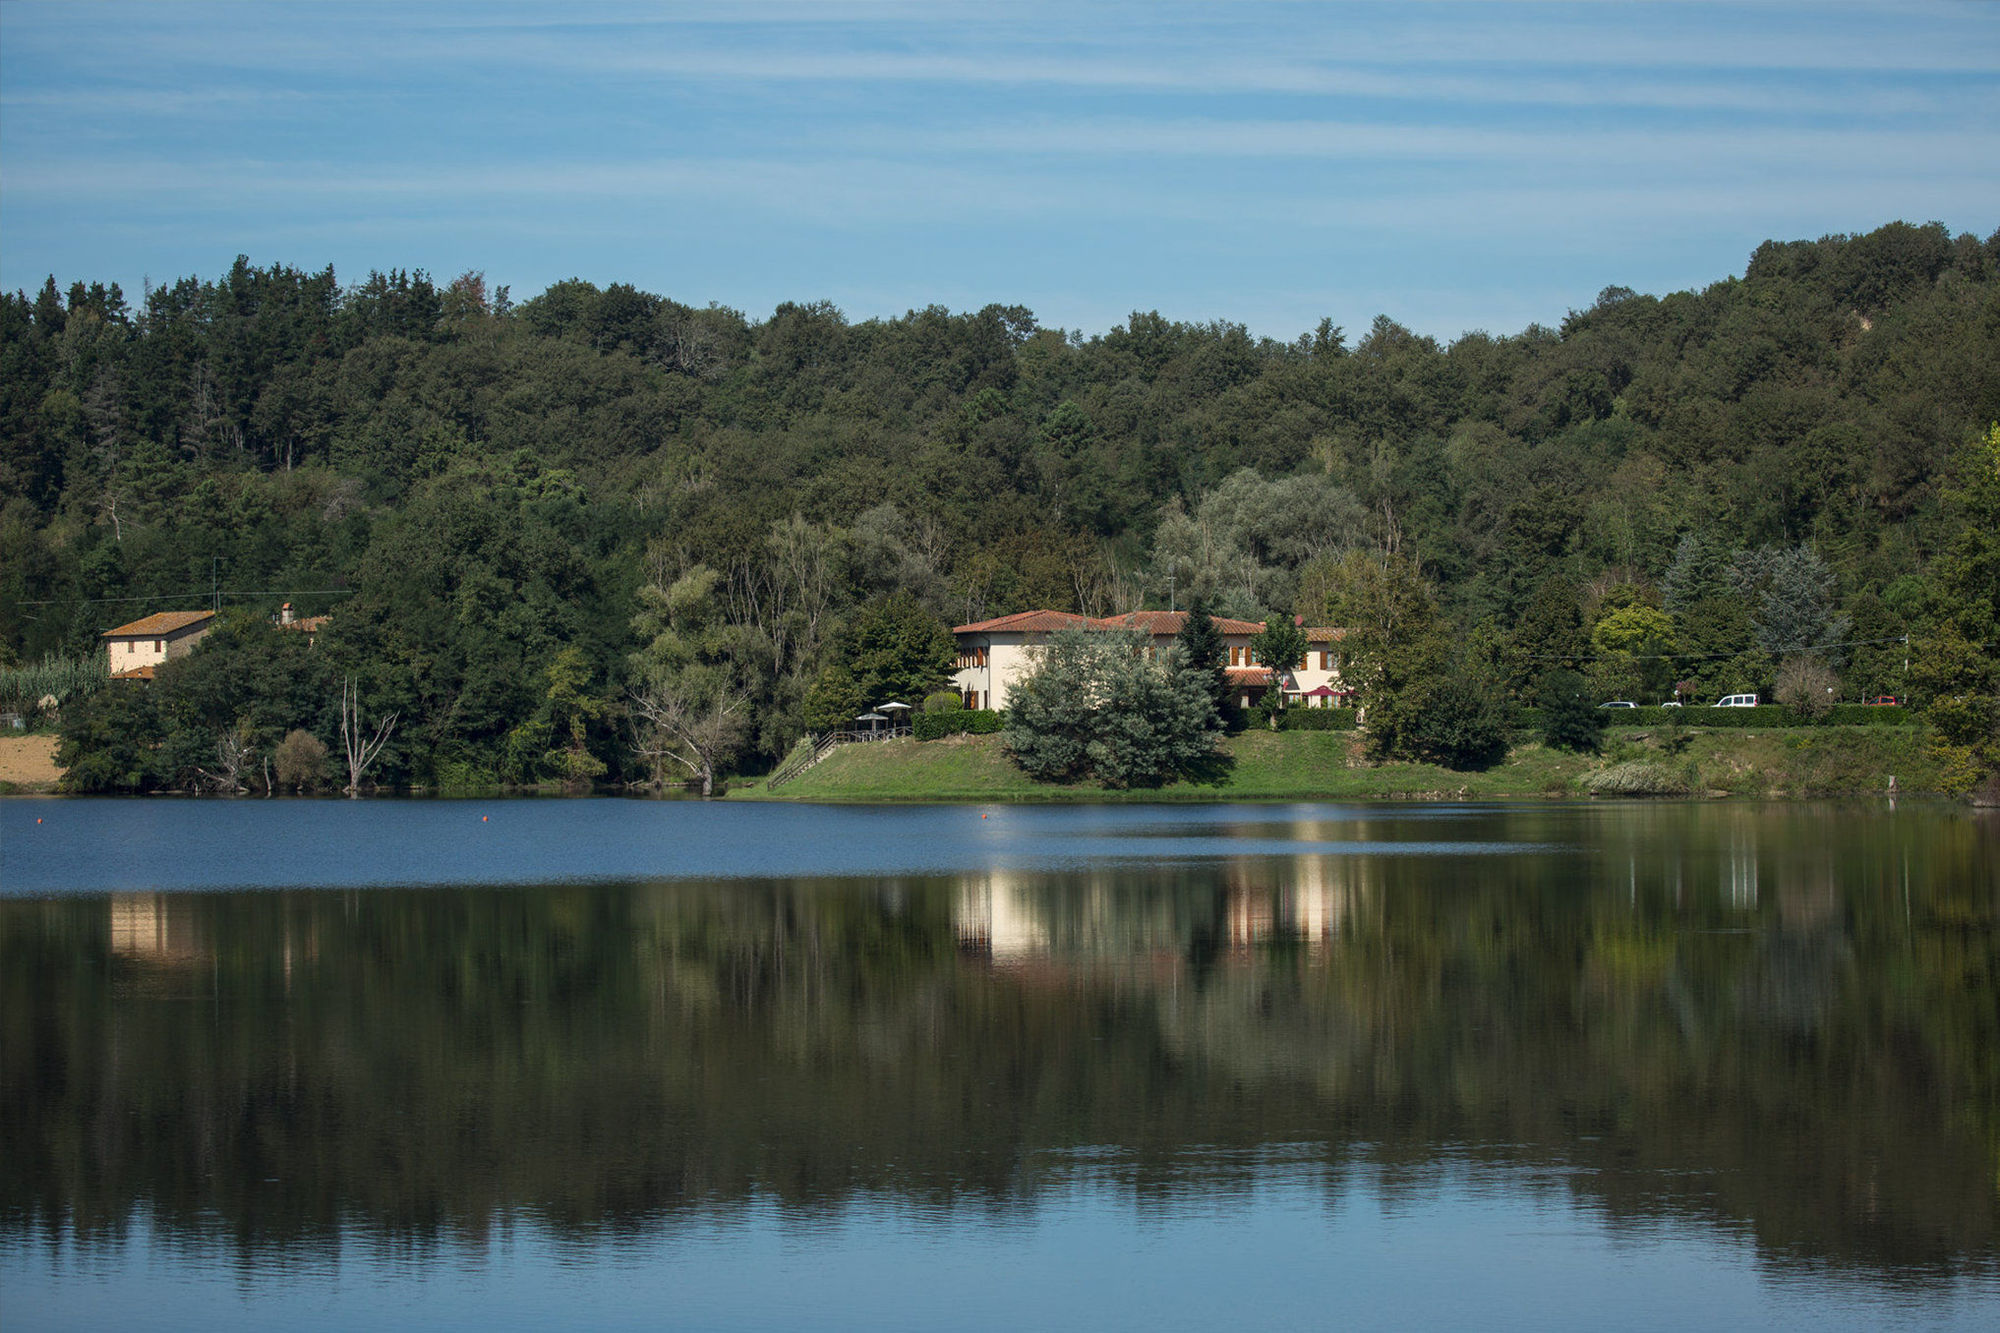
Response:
[340,677,398,796]
[629,680,744,798]
[194,726,255,794]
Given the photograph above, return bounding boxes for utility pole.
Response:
[211,558,220,613]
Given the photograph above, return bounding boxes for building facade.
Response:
[951,609,1347,712]
[102,610,216,680]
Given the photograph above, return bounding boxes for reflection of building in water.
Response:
[954,870,1201,965]
[957,858,1374,964]
[1224,855,1368,951]
[956,873,1050,961]
[1725,834,1759,910]
[110,893,205,960]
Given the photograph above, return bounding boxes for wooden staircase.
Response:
[765,730,853,791]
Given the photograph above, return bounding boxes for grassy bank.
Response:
[728,724,1948,802]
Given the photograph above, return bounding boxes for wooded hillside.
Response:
[3,221,1995,789]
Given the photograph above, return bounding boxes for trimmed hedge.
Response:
[1517,704,1916,729]
[915,708,1006,740]
[1276,708,1360,731]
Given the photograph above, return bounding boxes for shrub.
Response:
[1522,703,1914,730]
[1582,760,1693,796]
[921,690,963,714]
[915,709,1004,741]
[273,729,329,791]
[1394,674,1511,770]
[1276,708,1359,731]
[1774,656,1838,718]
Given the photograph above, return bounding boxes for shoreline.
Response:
[726,728,1947,804]
[8,726,1962,805]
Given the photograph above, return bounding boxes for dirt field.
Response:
[0,735,63,789]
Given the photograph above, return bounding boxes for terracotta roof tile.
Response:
[1089,610,1269,636]
[109,665,158,681]
[953,610,1098,634]
[955,608,1344,641]
[103,610,215,638]
[1225,667,1274,684]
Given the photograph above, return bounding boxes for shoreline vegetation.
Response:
[726,726,1944,803]
[2,725,1947,802]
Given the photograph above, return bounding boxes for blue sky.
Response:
[2,1,1995,341]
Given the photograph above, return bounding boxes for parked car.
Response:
[1599,700,1637,708]
[1864,695,1901,706]
[1715,694,1759,707]
[1660,701,1682,708]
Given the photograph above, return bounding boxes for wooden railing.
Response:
[764,725,913,791]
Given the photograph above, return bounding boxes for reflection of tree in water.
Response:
[1,807,1993,1282]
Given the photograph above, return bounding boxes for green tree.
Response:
[1750,545,1849,662]
[843,592,957,707]
[630,564,747,795]
[1910,423,2000,795]
[55,683,163,792]
[1299,550,1448,760]
[1005,628,1221,787]
[1251,615,1309,725]
[534,646,607,784]
[1174,602,1234,728]
[1507,575,1588,702]
[1589,603,1676,702]
[1539,668,1605,752]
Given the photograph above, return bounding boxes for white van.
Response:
[1715,693,1759,707]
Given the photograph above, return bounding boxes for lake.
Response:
[2,797,1995,1329]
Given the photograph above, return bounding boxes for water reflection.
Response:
[108,893,205,960]
[1,801,1994,1316]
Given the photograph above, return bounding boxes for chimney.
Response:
[280,602,294,625]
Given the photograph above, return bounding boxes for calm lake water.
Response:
[2,797,1996,1329]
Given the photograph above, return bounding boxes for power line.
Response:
[1506,634,1933,665]
[7,588,355,609]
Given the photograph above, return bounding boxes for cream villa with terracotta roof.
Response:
[102,610,215,679]
[951,610,1348,712]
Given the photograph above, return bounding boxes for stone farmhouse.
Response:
[102,610,216,681]
[951,609,1349,713]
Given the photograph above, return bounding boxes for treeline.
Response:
[2,223,1996,789]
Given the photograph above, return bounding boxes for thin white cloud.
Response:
[8,149,1990,239]
[45,3,1996,87]
[886,117,2000,175]
[0,88,321,113]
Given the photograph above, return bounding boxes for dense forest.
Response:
[2,221,1996,790]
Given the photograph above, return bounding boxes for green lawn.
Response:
[727,724,1947,802]
[724,716,1952,800]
